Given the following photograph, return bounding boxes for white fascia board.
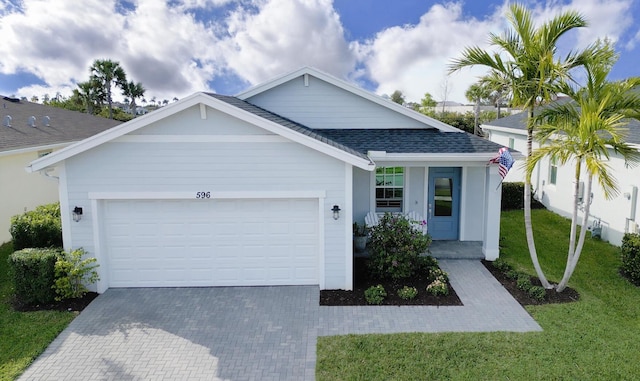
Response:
[237,66,461,133]
[27,91,373,173]
[481,123,528,136]
[1,142,70,158]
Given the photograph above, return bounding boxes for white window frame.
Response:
[373,166,405,213]
[549,158,558,185]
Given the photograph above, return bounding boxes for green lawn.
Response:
[317,209,640,380]
[0,242,76,381]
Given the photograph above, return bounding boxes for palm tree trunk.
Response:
[524,108,552,289]
[557,174,593,292]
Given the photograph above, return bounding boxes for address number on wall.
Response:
[196,192,211,199]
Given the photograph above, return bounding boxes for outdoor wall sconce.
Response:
[72,206,83,222]
[331,205,341,220]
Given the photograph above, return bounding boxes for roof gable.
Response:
[27,92,374,173]
[237,67,461,132]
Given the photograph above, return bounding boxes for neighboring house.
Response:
[482,104,640,246]
[27,67,512,293]
[0,96,121,243]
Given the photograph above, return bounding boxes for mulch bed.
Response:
[320,257,462,306]
[481,260,580,305]
[12,292,99,312]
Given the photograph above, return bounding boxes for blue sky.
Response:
[0,0,638,104]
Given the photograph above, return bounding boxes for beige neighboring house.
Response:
[0,96,121,243]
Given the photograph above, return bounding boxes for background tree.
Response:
[449,3,591,289]
[122,81,145,115]
[465,82,491,135]
[526,42,640,292]
[480,71,512,118]
[419,92,437,116]
[390,90,405,105]
[90,59,127,119]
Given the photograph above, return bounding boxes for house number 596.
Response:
[196,192,211,199]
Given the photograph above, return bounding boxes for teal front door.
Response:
[428,167,461,240]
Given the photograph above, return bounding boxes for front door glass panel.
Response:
[434,177,453,216]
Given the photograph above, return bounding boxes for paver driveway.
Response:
[18,286,319,381]
[18,260,541,381]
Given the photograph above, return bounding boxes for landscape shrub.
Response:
[505,269,520,280]
[10,203,62,250]
[53,248,100,301]
[368,213,432,280]
[528,285,547,301]
[620,233,640,286]
[397,286,418,300]
[426,279,449,296]
[501,182,545,211]
[8,248,59,304]
[492,258,513,272]
[364,285,387,305]
[516,274,533,292]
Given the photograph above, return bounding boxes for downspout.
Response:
[40,168,59,181]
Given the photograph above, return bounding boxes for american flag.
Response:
[490,147,514,179]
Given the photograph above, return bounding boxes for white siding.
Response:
[245,74,431,130]
[62,106,349,289]
[487,127,640,246]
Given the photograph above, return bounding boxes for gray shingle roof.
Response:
[205,93,371,161]
[206,93,507,156]
[1,96,122,153]
[319,129,505,154]
[484,97,640,145]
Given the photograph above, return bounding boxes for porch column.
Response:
[483,165,502,260]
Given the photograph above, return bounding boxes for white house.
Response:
[483,105,640,246]
[0,96,121,243]
[27,67,511,293]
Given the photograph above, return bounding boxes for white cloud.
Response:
[219,0,355,85]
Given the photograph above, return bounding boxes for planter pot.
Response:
[354,236,367,252]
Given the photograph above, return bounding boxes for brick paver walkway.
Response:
[18,260,540,381]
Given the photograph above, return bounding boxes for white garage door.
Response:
[103,198,319,287]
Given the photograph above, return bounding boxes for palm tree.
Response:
[122,81,145,115]
[90,59,127,119]
[75,80,102,115]
[449,3,591,289]
[526,42,640,292]
[479,71,512,119]
[465,82,491,136]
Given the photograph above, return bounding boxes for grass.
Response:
[0,242,76,381]
[317,209,640,380]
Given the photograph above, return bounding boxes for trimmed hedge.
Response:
[620,233,640,286]
[501,182,545,211]
[10,203,62,250]
[8,248,60,304]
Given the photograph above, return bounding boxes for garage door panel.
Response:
[104,198,319,288]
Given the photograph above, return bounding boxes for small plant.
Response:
[368,213,432,280]
[417,255,439,272]
[426,279,449,296]
[492,258,513,272]
[505,269,520,280]
[364,284,387,305]
[428,268,449,283]
[528,285,547,301]
[53,248,100,301]
[397,286,418,300]
[516,274,533,292]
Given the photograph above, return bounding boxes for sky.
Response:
[0,0,638,105]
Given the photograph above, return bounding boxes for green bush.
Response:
[426,279,449,296]
[505,269,520,280]
[528,285,547,301]
[10,203,62,250]
[364,285,387,305]
[427,268,449,284]
[501,182,545,211]
[620,233,640,286]
[368,213,432,280]
[8,248,59,304]
[492,258,513,272]
[53,248,100,301]
[397,286,418,300]
[516,274,533,292]
[417,255,439,273]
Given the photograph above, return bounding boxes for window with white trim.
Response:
[549,158,558,185]
[508,137,514,149]
[37,149,52,158]
[375,167,404,212]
